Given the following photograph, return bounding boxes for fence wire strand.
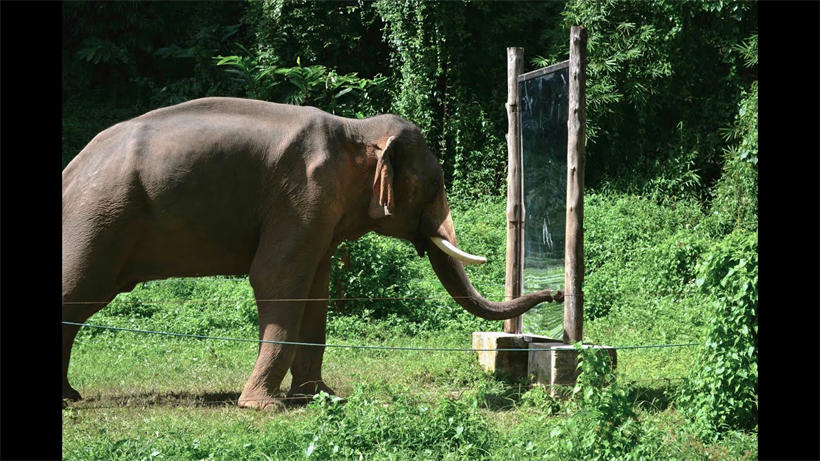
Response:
[62,288,705,306]
[63,321,698,352]
[63,322,696,411]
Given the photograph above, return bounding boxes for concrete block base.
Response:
[472,331,617,398]
[529,343,617,398]
[472,332,563,380]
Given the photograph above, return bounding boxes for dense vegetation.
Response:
[63,1,757,459]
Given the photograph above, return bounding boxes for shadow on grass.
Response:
[627,382,680,412]
[476,374,531,411]
[65,389,348,411]
[473,376,682,413]
[66,390,244,409]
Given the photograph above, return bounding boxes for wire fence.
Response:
[60,288,706,307]
[63,321,697,411]
[62,288,703,307]
[63,293,701,410]
[63,321,699,353]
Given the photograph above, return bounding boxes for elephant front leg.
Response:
[238,236,319,410]
[288,251,336,405]
[237,294,306,411]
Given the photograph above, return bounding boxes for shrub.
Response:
[519,384,561,415]
[584,193,707,320]
[678,230,758,439]
[328,198,507,336]
[80,276,257,340]
[329,233,420,320]
[305,384,493,460]
[536,346,642,460]
[710,36,758,234]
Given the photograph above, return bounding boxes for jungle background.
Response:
[61,1,759,459]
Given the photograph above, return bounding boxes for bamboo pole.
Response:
[504,47,525,334]
[563,26,587,344]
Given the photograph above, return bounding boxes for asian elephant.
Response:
[62,97,563,409]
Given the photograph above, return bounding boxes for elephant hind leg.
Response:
[61,295,114,401]
[62,238,129,401]
[62,208,145,401]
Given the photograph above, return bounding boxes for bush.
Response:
[80,276,257,340]
[508,346,642,460]
[584,193,707,320]
[328,198,507,336]
[305,384,493,460]
[559,0,757,201]
[678,230,758,439]
[710,40,758,235]
[519,384,561,415]
[329,233,420,320]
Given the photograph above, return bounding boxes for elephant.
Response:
[62,97,563,409]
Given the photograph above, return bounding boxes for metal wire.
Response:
[63,321,698,352]
[61,288,706,306]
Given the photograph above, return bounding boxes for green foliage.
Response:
[243,0,389,79]
[678,230,758,440]
[305,385,492,460]
[559,0,757,201]
[519,384,561,415]
[546,347,641,460]
[710,84,757,233]
[63,1,758,205]
[711,34,758,233]
[583,193,708,320]
[506,347,643,460]
[76,277,257,342]
[215,50,388,118]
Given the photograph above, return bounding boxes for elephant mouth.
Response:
[411,237,428,258]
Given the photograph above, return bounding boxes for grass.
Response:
[63,289,757,460]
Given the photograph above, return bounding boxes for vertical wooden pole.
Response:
[505,47,525,334]
[563,26,587,344]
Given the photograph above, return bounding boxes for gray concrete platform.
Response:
[473,331,617,398]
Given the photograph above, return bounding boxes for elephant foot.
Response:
[286,380,338,407]
[237,389,288,411]
[63,385,82,402]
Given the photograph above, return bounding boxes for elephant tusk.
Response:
[430,237,487,265]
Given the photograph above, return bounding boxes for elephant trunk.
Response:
[420,186,561,321]
[426,238,562,321]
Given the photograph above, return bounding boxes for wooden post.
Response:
[504,47,525,334]
[563,26,587,344]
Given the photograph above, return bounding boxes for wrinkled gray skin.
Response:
[62,97,561,409]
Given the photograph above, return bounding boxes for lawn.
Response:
[63,284,757,460]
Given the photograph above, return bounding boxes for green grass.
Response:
[64,295,756,460]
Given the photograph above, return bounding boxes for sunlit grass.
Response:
[64,320,755,460]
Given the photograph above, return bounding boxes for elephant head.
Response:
[357,115,562,320]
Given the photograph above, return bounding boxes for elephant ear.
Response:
[370,136,396,218]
